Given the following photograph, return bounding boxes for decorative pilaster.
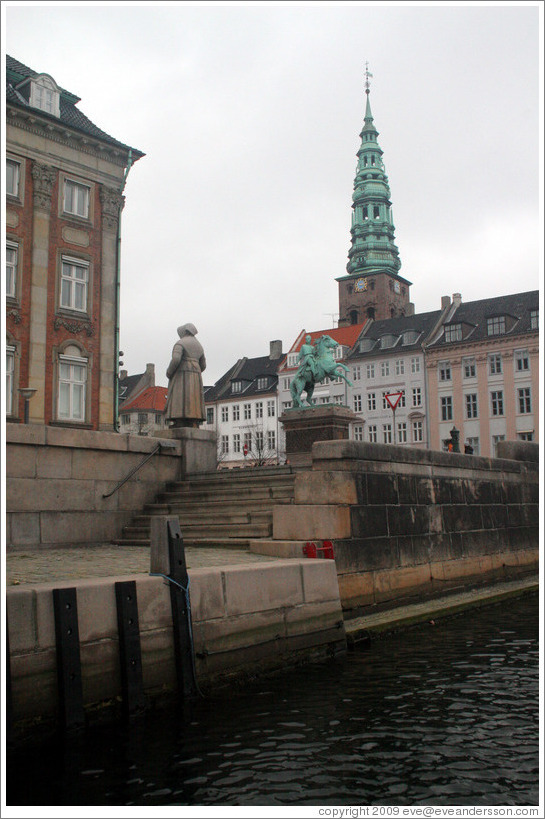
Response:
[99,186,125,233]
[31,162,56,211]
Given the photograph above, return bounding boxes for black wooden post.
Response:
[167,518,197,699]
[52,587,85,731]
[6,616,13,740]
[115,580,147,716]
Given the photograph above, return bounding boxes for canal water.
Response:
[7,592,540,808]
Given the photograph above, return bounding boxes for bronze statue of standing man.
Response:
[165,323,207,428]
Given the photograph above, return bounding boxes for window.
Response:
[256,431,264,449]
[381,361,390,377]
[287,353,298,367]
[395,359,404,376]
[6,159,20,197]
[439,361,451,381]
[30,75,60,116]
[518,388,531,414]
[441,396,453,421]
[267,430,276,449]
[58,349,87,421]
[517,432,534,442]
[353,394,362,413]
[515,350,529,372]
[444,323,462,343]
[353,425,364,442]
[138,412,148,426]
[60,257,89,312]
[489,354,502,375]
[333,395,344,405]
[380,335,397,349]
[244,404,251,420]
[403,331,420,345]
[487,316,506,336]
[366,363,375,379]
[267,400,275,417]
[257,377,268,390]
[352,366,361,381]
[368,425,378,443]
[397,422,407,443]
[255,402,263,419]
[206,407,214,424]
[492,435,505,457]
[382,424,392,444]
[463,358,476,379]
[231,381,242,393]
[282,401,292,410]
[411,357,421,374]
[6,242,18,299]
[283,377,291,390]
[155,413,162,425]
[221,435,229,454]
[412,387,422,407]
[399,390,406,408]
[6,346,15,415]
[334,345,344,361]
[530,309,538,329]
[412,420,424,443]
[221,406,228,422]
[367,392,376,411]
[232,405,240,421]
[63,179,90,219]
[121,414,130,426]
[466,437,479,455]
[244,432,252,450]
[465,393,478,419]
[233,434,241,453]
[491,391,504,416]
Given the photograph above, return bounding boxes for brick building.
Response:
[5,55,143,430]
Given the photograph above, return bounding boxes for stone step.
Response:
[112,537,254,550]
[132,509,272,527]
[123,520,272,539]
[157,486,294,503]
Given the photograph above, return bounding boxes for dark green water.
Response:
[7,593,540,807]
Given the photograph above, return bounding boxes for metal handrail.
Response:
[102,440,177,499]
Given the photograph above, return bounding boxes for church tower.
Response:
[337,67,413,325]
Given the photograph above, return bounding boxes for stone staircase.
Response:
[113,465,297,549]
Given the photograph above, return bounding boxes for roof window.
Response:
[402,330,420,345]
[379,334,398,349]
[30,74,60,117]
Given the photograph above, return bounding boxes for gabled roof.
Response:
[6,55,144,159]
[120,387,168,413]
[426,291,539,350]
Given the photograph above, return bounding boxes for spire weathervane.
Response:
[364,62,373,95]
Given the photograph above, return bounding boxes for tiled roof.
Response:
[205,353,282,402]
[427,291,539,349]
[120,387,168,412]
[281,323,368,370]
[347,310,442,358]
[6,55,144,159]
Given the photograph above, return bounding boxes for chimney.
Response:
[145,363,155,387]
[441,295,451,310]
[452,293,462,308]
[269,340,283,360]
[119,369,128,381]
[406,302,415,316]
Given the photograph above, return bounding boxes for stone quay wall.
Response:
[6,424,183,550]
[7,560,345,731]
[263,440,539,613]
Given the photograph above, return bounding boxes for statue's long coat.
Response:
[165,334,207,423]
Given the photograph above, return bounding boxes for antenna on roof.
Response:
[323,313,339,328]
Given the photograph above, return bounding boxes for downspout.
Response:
[114,149,134,431]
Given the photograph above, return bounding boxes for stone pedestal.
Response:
[280,405,359,467]
[160,427,217,474]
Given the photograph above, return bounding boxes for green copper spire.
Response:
[346,67,401,278]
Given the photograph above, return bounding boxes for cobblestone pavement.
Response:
[5,545,281,587]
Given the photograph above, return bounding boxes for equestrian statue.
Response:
[290,334,353,408]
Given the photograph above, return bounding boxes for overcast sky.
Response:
[4,2,542,386]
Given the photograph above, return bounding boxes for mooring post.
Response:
[115,580,147,716]
[167,518,197,699]
[52,587,85,731]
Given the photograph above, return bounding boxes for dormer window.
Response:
[487,316,506,336]
[402,330,420,345]
[231,381,242,394]
[359,338,375,353]
[30,74,60,117]
[444,323,463,343]
[379,334,398,349]
[257,377,269,390]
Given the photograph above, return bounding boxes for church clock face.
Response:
[354,278,367,293]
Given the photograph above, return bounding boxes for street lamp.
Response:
[18,387,37,424]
